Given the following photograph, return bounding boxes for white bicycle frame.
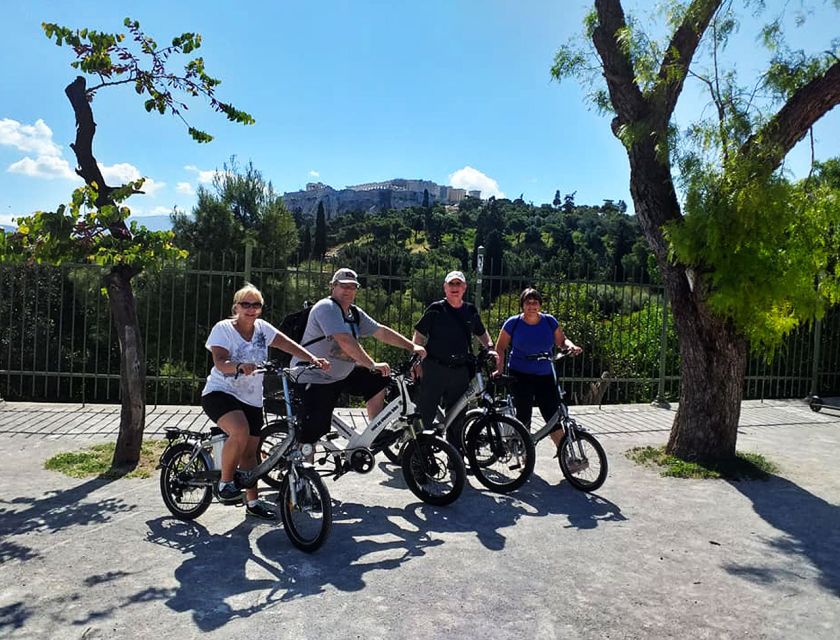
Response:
[320,371,420,456]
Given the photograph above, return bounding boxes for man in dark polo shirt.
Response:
[412,270,498,443]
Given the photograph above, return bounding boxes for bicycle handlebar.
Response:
[525,349,573,362]
[247,361,321,380]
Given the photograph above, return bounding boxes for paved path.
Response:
[1,399,839,639]
[2,398,839,439]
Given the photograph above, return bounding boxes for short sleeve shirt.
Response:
[201,318,280,406]
[503,313,559,376]
[415,300,486,363]
[291,297,381,383]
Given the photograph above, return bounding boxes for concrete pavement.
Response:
[1,399,839,639]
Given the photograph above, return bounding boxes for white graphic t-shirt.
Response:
[201,318,280,407]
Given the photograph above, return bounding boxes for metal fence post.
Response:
[243,240,254,283]
[809,317,822,398]
[651,290,670,408]
[475,245,485,312]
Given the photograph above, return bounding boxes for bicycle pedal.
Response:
[509,463,521,470]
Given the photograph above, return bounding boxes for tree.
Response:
[553,190,563,207]
[562,192,576,214]
[3,19,253,470]
[301,224,312,259]
[171,157,298,261]
[313,201,327,259]
[553,1,840,462]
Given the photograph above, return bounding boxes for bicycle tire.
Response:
[401,435,466,506]
[258,420,291,489]
[279,467,332,553]
[159,442,213,520]
[558,430,608,492]
[465,414,536,493]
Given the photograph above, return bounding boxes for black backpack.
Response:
[273,298,360,366]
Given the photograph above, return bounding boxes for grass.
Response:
[44,439,169,479]
[625,445,778,480]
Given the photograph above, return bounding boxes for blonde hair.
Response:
[230,283,264,317]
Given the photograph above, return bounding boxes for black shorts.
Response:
[201,391,264,436]
[298,367,390,443]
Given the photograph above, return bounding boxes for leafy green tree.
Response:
[552,0,840,462]
[562,192,576,214]
[314,201,327,259]
[301,224,312,259]
[171,157,298,262]
[2,19,252,470]
[553,190,563,207]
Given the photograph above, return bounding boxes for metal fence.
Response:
[2,247,838,406]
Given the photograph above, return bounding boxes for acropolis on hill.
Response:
[282,178,481,218]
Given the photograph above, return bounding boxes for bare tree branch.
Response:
[592,0,646,129]
[652,0,722,119]
[64,75,131,238]
[739,61,840,175]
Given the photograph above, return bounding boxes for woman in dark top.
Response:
[494,288,582,446]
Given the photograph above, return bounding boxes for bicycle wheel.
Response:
[558,430,608,492]
[460,409,492,466]
[259,420,290,489]
[444,407,469,457]
[465,415,535,493]
[279,467,332,552]
[159,442,213,520]
[401,435,465,506]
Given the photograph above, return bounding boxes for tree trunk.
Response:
[105,266,146,470]
[629,148,747,462]
[666,290,747,462]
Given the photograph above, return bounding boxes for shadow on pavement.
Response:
[0,477,136,565]
[0,477,137,635]
[130,475,625,632]
[727,475,840,595]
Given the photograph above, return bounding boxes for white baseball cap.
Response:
[330,267,360,286]
[444,270,466,284]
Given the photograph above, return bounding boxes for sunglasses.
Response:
[238,301,263,309]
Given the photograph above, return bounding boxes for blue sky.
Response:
[1,1,838,229]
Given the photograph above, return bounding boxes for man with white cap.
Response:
[413,270,497,444]
[292,267,426,444]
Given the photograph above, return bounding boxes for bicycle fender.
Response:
[159,444,213,471]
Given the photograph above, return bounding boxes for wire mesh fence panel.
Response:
[1,251,837,406]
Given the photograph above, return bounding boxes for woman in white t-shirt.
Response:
[201,283,329,520]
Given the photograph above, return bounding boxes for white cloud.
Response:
[308,170,320,178]
[0,120,166,195]
[448,166,505,199]
[8,155,77,180]
[185,164,219,184]
[176,181,195,195]
[2,117,79,180]
[99,162,165,195]
[0,118,63,157]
